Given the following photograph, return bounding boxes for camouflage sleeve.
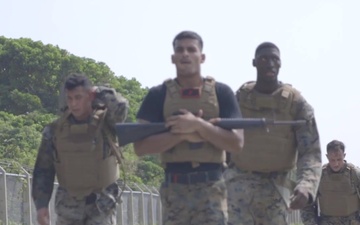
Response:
[31,125,56,210]
[293,95,322,204]
[354,166,360,190]
[300,201,319,225]
[96,86,129,125]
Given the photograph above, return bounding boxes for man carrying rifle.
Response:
[32,73,128,225]
[134,30,244,225]
[225,42,322,225]
[301,140,360,225]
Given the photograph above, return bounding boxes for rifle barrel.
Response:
[115,118,307,146]
[214,118,306,130]
[272,120,307,125]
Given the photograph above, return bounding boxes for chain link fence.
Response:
[0,162,162,225]
[0,163,303,225]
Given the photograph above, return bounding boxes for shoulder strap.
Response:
[163,76,216,97]
[238,81,256,93]
[202,76,216,96]
[348,163,360,194]
[342,163,360,201]
[321,164,329,177]
[163,78,178,97]
[99,109,124,165]
[52,110,71,137]
[236,81,256,104]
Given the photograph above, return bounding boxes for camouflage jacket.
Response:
[292,93,322,205]
[31,86,128,210]
[300,162,360,224]
[232,84,322,208]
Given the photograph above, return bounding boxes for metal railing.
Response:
[0,163,303,225]
[0,163,162,225]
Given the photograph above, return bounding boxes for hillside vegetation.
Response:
[0,36,164,187]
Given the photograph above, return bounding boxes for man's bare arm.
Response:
[197,119,244,154]
[166,110,244,154]
[133,119,189,157]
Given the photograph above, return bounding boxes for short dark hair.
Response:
[326,140,345,153]
[172,30,203,50]
[255,42,280,57]
[64,73,92,91]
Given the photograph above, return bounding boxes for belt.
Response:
[165,170,222,185]
[85,193,97,205]
[228,163,283,179]
[245,170,280,179]
[85,183,118,205]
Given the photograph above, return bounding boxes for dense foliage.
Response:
[0,36,164,188]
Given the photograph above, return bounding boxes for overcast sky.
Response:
[1,0,359,164]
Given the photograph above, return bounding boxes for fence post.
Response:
[127,185,134,225]
[0,166,8,225]
[0,165,165,225]
[152,186,161,225]
[117,184,126,225]
[141,184,154,225]
[134,183,146,225]
[20,166,32,225]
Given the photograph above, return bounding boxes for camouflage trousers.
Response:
[224,167,289,225]
[160,174,228,225]
[319,213,360,225]
[54,186,118,225]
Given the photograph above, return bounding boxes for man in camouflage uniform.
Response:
[134,31,244,225]
[225,42,322,225]
[32,73,128,225]
[301,140,360,225]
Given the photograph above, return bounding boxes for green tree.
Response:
[0,36,131,115]
[0,36,165,187]
[115,76,149,122]
[0,111,56,171]
[136,160,164,187]
[7,89,43,114]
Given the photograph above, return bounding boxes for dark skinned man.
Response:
[225,42,322,225]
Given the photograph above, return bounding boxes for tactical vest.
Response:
[53,109,119,198]
[160,77,225,165]
[318,163,360,217]
[231,81,299,172]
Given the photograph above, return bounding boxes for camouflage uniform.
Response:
[136,77,242,225]
[301,162,360,225]
[160,171,228,225]
[32,86,128,225]
[225,82,322,225]
[302,212,360,225]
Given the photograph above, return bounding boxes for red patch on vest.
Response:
[181,88,200,98]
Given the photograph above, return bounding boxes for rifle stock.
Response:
[115,118,307,147]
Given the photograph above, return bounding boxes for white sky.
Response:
[1,0,359,164]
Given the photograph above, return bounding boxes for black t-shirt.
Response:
[136,80,242,173]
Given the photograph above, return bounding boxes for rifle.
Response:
[115,118,307,147]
